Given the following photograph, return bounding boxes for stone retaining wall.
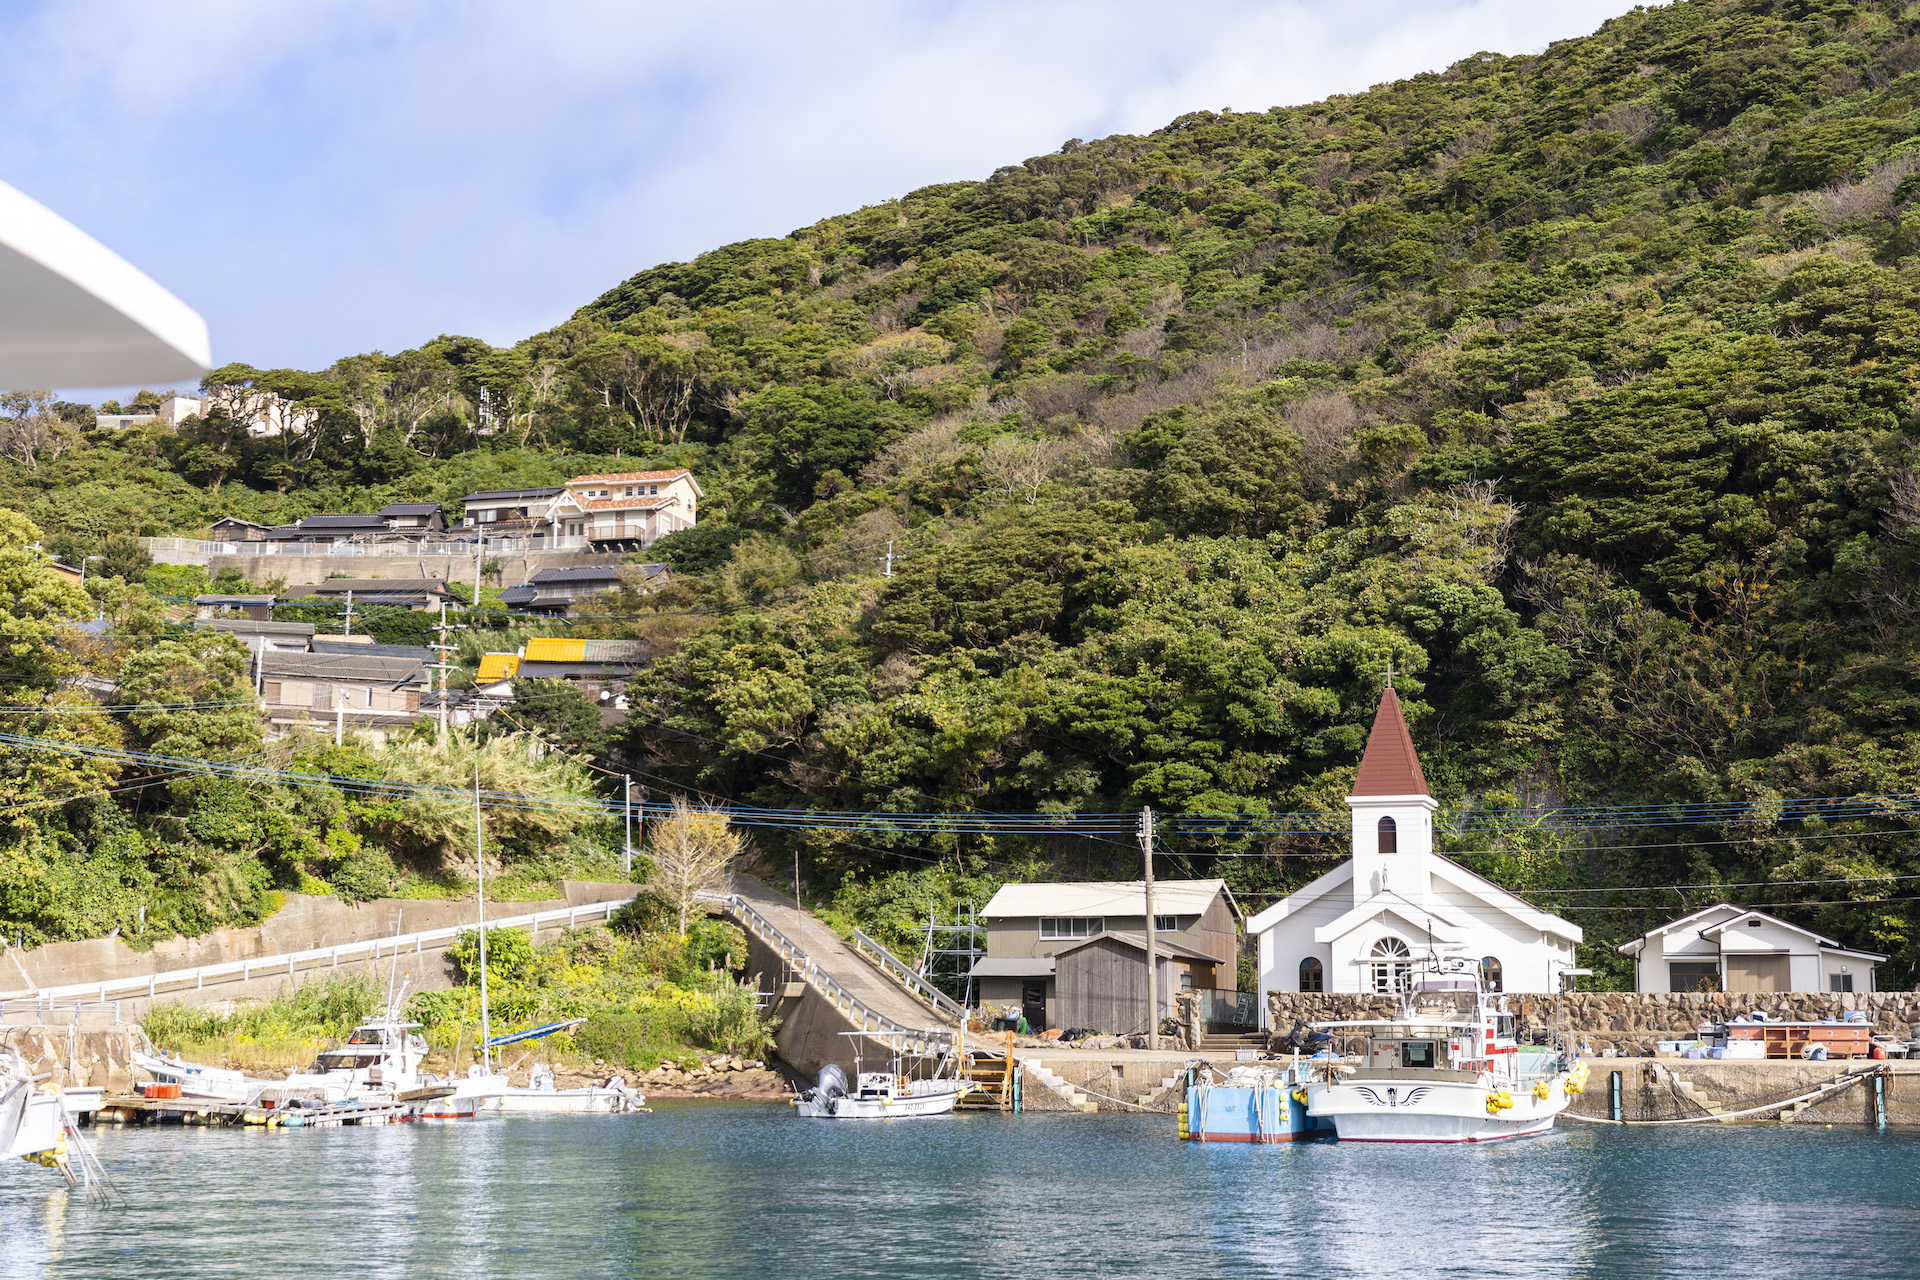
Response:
[1268,991,1920,1057]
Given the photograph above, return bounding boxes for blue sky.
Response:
[0,0,1646,392]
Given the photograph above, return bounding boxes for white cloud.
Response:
[0,0,1648,386]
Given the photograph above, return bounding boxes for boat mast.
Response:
[475,761,492,1074]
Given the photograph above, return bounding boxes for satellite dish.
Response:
[0,178,210,387]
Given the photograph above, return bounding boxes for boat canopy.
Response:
[485,1019,587,1048]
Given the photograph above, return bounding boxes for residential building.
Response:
[195,617,315,653]
[972,879,1239,1032]
[286,578,455,611]
[258,649,431,746]
[263,503,447,545]
[95,395,202,431]
[517,636,644,680]
[1248,688,1585,1011]
[496,564,668,616]
[193,593,276,621]
[1618,905,1886,994]
[458,487,567,539]
[561,470,701,551]
[207,517,271,542]
[456,471,700,551]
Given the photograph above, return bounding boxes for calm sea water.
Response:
[2,1107,1916,1278]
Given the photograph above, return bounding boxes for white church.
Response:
[1249,688,1584,1019]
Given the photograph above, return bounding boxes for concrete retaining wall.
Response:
[207,548,616,590]
[1,881,636,1019]
[1267,990,1920,1057]
[1,1026,142,1093]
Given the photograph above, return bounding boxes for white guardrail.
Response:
[0,897,636,1009]
[140,536,600,560]
[698,891,953,1057]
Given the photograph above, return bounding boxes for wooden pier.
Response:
[97,1096,418,1128]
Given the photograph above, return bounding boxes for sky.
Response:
[0,0,1649,394]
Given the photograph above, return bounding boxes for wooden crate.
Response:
[1728,1022,1872,1059]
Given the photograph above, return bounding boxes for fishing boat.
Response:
[0,1047,114,1197]
[132,1042,264,1103]
[1183,1060,1336,1143]
[1303,957,1586,1143]
[276,1003,437,1105]
[793,1032,970,1119]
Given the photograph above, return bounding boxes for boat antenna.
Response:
[475,759,492,1075]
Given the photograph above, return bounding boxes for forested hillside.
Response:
[4,0,1920,987]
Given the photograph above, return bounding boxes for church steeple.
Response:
[1351,686,1428,798]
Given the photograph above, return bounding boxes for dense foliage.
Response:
[6,0,1920,986]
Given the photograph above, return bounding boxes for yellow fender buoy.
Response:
[1533,1081,1551,1100]
[1292,1088,1308,1106]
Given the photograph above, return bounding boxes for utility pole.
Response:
[1140,807,1158,1051]
[623,775,632,875]
[334,691,345,746]
[253,637,265,703]
[473,530,485,609]
[343,589,354,638]
[428,602,461,743]
[881,540,895,579]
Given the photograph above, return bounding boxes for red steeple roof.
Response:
[1351,687,1428,798]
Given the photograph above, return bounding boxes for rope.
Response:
[1560,1067,1880,1126]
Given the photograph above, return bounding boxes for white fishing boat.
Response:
[276,1004,437,1105]
[793,1032,970,1119]
[133,1042,264,1103]
[1304,957,1587,1143]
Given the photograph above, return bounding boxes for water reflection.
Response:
[0,1109,1915,1279]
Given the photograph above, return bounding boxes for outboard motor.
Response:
[1277,1020,1332,1054]
[810,1063,848,1104]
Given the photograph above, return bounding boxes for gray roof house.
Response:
[498,563,669,616]
[258,649,432,746]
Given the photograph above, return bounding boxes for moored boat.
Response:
[793,1032,970,1119]
[1303,958,1586,1143]
[1183,1061,1335,1143]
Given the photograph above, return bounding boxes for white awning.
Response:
[0,179,209,386]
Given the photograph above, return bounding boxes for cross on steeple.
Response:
[1382,659,1394,690]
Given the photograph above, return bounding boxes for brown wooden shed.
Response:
[1054,931,1222,1036]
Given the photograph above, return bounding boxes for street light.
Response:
[79,554,103,585]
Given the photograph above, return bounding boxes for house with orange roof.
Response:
[560,468,701,551]
[1246,687,1584,1009]
[457,469,700,551]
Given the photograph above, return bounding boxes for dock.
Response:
[97,1096,418,1127]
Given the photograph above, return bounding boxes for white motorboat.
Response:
[491,1063,644,1113]
[277,1006,437,1105]
[793,1032,970,1119]
[1304,958,1587,1143]
[133,1043,266,1103]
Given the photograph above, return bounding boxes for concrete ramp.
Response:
[705,878,967,1078]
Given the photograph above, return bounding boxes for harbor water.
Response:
[3,1106,1918,1277]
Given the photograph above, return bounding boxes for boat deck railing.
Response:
[0,898,636,1008]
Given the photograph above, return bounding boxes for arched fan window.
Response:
[1298,956,1324,993]
[1480,956,1503,992]
[1378,816,1398,854]
[1370,937,1411,994]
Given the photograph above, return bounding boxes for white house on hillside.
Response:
[1249,688,1584,1017]
[1618,904,1886,993]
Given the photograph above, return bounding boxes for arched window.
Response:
[1377,816,1397,854]
[1480,955,1503,992]
[1370,937,1411,994]
[1299,957,1324,993]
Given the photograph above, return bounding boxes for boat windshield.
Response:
[311,1048,382,1070]
[345,1028,389,1045]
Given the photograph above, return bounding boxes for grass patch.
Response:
[143,973,386,1068]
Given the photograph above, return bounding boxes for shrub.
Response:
[448,926,534,982]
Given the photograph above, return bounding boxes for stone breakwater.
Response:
[1266,991,1920,1057]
